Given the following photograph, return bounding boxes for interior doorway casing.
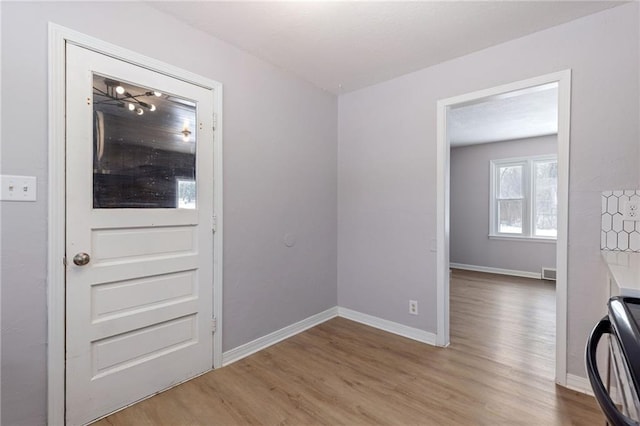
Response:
[47,24,224,425]
[435,70,571,385]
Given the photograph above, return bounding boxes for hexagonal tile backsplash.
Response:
[601,190,640,251]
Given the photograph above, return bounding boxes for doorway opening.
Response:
[435,71,571,385]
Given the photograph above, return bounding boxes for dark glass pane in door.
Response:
[92,74,197,208]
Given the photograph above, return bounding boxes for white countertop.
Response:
[602,251,640,297]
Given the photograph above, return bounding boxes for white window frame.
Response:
[489,154,557,242]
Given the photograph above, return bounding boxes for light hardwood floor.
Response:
[94,270,604,425]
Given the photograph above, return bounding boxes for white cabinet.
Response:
[602,251,640,298]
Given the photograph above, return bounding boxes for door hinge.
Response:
[63,256,68,267]
[211,317,217,333]
[213,113,218,131]
[212,214,217,233]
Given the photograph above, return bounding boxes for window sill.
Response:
[488,234,557,244]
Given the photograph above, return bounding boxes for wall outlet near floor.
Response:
[409,300,418,315]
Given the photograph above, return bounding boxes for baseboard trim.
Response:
[222,307,338,366]
[337,307,437,345]
[566,373,620,404]
[565,373,594,396]
[222,306,438,367]
[450,262,542,280]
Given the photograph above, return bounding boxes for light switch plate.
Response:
[1,175,37,201]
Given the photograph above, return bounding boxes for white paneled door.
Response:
[65,44,214,425]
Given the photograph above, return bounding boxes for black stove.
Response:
[587,297,640,425]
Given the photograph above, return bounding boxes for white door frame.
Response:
[47,23,224,425]
[435,70,571,386]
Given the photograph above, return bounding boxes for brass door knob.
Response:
[73,252,91,266]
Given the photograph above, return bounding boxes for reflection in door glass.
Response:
[92,74,197,208]
[177,179,196,209]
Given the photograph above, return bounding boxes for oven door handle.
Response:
[587,316,639,426]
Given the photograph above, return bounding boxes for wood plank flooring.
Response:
[94,270,604,425]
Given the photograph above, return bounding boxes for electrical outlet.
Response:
[409,300,418,315]
[622,198,640,221]
[1,175,37,201]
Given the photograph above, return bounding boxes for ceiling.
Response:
[448,84,558,147]
[150,1,625,94]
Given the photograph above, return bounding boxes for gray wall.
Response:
[1,2,337,424]
[450,135,557,273]
[338,1,638,377]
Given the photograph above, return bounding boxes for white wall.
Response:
[338,2,638,378]
[450,135,557,274]
[0,2,337,424]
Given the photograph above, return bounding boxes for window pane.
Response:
[498,165,523,199]
[177,179,196,209]
[534,160,558,237]
[92,74,197,209]
[498,200,523,234]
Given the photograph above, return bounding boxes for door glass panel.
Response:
[92,74,197,208]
